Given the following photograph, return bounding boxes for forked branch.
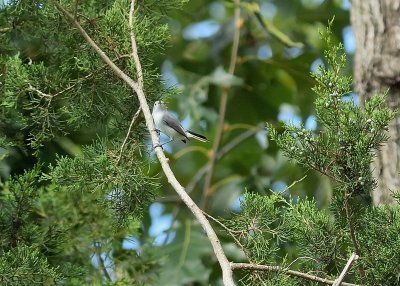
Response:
[53,2,236,285]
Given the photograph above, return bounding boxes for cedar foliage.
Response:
[0,0,179,284]
[227,22,400,285]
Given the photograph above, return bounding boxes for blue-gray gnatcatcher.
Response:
[152,100,208,147]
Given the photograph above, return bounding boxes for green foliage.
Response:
[0,244,63,286]
[225,192,290,265]
[358,206,400,284]
[45,139,157,227]
[1,0,171,284]
[269,23,395,202]
[0,0,173,150]
[0,166,84,284]
[0,165,44,249]
[227,22,400,285]
[4,0,398,285]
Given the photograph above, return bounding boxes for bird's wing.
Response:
[162,112,188,138]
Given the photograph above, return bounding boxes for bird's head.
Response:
[153,100,166,110]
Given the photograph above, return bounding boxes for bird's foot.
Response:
[153,144,163,150]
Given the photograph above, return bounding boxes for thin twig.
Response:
[114,0,144,166]
[333,252,359,286]
[28,54,131,100]
[201,0,241,209]
[116,106,141,165]
[344,199,365,279]
[203,211,254,264]
[53,54,131,97]
[187,125,262,194]
[54,2,236,285]
[231,263,360,286]
[27,84,53,98]
[280,174,307,196]
[93,241,112,281]
[285,256,320,270]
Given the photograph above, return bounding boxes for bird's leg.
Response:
[154,137,173,149]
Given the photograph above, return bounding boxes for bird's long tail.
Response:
[187,131,208,142]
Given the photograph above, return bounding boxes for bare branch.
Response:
[231,263,360,286]
[93,240,112,282]
[27,84,53,99]
[129,0,144,89]
[115,0,144,166]
[201,0,241,209]
[280,174,307,196]
[333,252,359,286]
[116,106,141,165]
[54,2,236,285]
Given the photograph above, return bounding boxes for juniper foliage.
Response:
[0,0,185,284]
[228,22,400,285]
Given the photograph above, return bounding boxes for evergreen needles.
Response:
[231,22,400,285]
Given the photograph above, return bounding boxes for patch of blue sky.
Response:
[149,203,175,246]
[256,127,268,149]
[310,58,324,74]
[161,60,179,88]
[341,0,351,10]
[284,47,303,59]
[183,20,220,41]
[91,250,115,281]
[231,194,244,212]
[257,44,273,60]
[260,1,277,19]
[305,114,317,131]
[341,92,359,106]
[278,104,302,127]
[272,180,287,193]
[122,236,140,250]
[342,26,355,54]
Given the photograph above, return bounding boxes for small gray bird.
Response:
[152,100,208,147]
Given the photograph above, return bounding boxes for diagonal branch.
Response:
[201,0,241,209]
[129,0,144,89]
[53,2,236,285]
[93,240,112,282]
[116,106,141,165]
[115,0,144,165]
[333,252,359,286]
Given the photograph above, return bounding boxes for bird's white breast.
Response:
[153,109,164,130]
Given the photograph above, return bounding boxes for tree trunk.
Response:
[351,0,400,205]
